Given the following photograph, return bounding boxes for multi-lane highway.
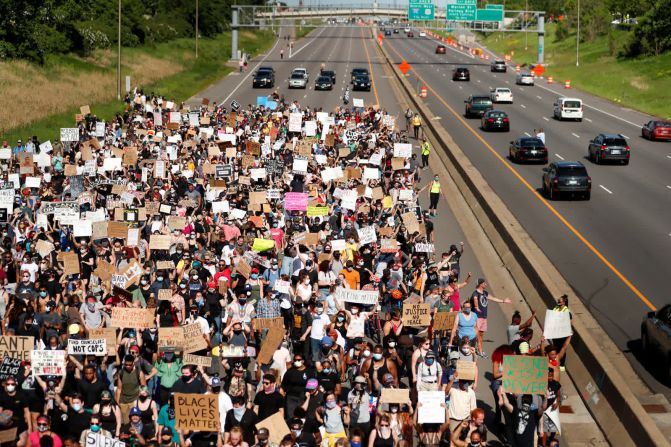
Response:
[380,29,671,393]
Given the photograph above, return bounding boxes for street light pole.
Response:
[576,0,580,66]
[117,0,121,100]
[524,0,528,50]
[196,0,199,58]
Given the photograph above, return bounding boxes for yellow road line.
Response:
[360,28,381,107]
[384,41,656,311]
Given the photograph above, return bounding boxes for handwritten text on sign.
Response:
[284,192,309,211]
[175,393,220,432]
[31,350,67,376]
[402,304,431,327]
[502,355,548,395]
[335,288,379,305]
[0,336,33,360]
[68,339,107,356]
[85,431,126,447]
[543,310,573,339]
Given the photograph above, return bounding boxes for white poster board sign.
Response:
[543,310,573,339]
[417,391,445,424]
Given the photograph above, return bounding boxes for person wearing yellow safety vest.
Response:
[411,113,422,139]
[420,137,431,169]
[550,294,572,371]
[428,174,441,216]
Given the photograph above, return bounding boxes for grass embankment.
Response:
[1,30,275,143]
[479,23,671,119]
[294,19,322,40]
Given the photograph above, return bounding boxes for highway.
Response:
[381,29,671,394]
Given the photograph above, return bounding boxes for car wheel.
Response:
[578,118,583,122]
[584,191,591,200]
[623,159,630,166]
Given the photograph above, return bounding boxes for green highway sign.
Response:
[408,0,435,21]
[446,0,477,21]
[486,4,505,10]
[476,8,504,21]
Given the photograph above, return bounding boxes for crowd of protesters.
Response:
[0,89,571,447]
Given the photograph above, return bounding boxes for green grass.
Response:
[295,19,321,40]
[479,23,671,119]
[2,30,275,143]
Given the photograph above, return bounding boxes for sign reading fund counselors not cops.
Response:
[336,288,379,305]
[68,339,107,356]
[175,393,220,431]
[502,355,548,395]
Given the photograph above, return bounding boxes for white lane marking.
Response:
[520,104,526,109]
[584,117,593,123]
[219,35,282,105]
[555,154,565,160]
[459,86,463,89]
[477,80,481,83]
[291,27,327,58]
[524,132,531,136]
[572,133,580,138]
[599,184,613,194]
[622,134,630,139]
[543,117,550,121]
[666,185,671,190]
[536,95,542,100]
[505,80,510,84]
[667,155,671,159]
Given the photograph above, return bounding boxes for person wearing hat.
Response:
[253,427,277,447]
[119,406,152,445]
[470,278,511,359]
[26,413,62,447]
[157,426,180,446]
[415,351,442,392]
[129,384,158,439]
[348,376,372,438]
[289,417,318,447]
[91,389,122,437]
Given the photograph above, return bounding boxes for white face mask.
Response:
[363,350,371,357]
[5,385,15,393]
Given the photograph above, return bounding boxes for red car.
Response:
[436,45,446,54]
[407,32,414,37]
[642,120,671,141]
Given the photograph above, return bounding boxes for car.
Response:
[481,110,510,132]
[407,31,414,37]
[641,305,671,378]
[314,75,333,91]
[553,97,583,121]
[509,137,548,163]
[516,72,535,85]
[353,75,371,91]
[452,67,470,81]
[419,31,426,37]
[436,45,446,54]
[385,30,392,36]
[321,70,336,84]
[292,68,309,80]
[252,67,275,88]
[542,161,591,200]
[490,87,513,103]
[393,29,399,34]
[587,133,630,165]
[351,68,369,83]
[491,59,507,72]
[642,120,671,141]
[288,73,307,89]
[404,27,410,33]
[464,95,493,118]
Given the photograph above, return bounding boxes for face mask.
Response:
[351,308,359,315]
[90,424,101,433]
[390,407,399,414]
[38,424,49,433]
[162,437,172,445]
[181,375,191,383]
[347,267,353,271]
[271,266,278,271]
[363,350,371,357]
[469,443,480,447]
[40,291,47,297]
[463,308,471,315]
[233,407,245,418]
[337,316,345,322]
[139,395,149,402]
[351,442,361,447]
[251,274,258,279]
[293,361,303,368]
[87,303,95,312]
[373,353,383,361]
[292,430,302,438]
[426,358,435,366]
[316,309,323,315]
[380,427,391,437]
[388,342,396,348]
[239,299,246,305]
[192,275,199,280]
[180,284,186,289]
[461,347,471,355]
[6,385,15,393]
[325,401,337,409]
[141,280,148,285]
[323,368,331,374]
[157,276,164,281]
[73,403,82,412]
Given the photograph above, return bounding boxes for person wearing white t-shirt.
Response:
[308,303,332,362]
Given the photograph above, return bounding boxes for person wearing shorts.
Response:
[470,279,511,359]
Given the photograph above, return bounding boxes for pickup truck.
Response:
[464,95,493,118]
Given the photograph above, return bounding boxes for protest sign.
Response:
[150,235,171,250]
[393,143,413,158]
[380,239,399,253]
[432,312,457,331]
[502,355,548,395]
[335,288,379,306]
[380,388,409,404]
[257,327,283,365]
[183,353,213,368]
[274,279,291,294]
[0,428,17,444]
[285,192,308,211]
[0,357,22,381]
[68,339,107,356]
[0,335,33,360]
[175,393,220,432]
[158,327,185,350]
[456,360,476,381]
[89,328,117,355]
[31,350,66,376]
[288,113,302,132]
[417,391,445,424]
[414,243,435,253]
[60,128,79,142]
[111,308,156,329]
[85,432,126,447]
[158,289,173,301]
[220,345,246,357]
[256,412,291,445]
[402,304,431,327]
[543,310,573,339]
[307,206,329,217]
[254,317,284,331]
[183,323,208,353]
[357,226,377,245]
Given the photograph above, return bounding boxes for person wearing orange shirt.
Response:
[341,261,361,290]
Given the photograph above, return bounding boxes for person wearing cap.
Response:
[300,377,324,431]
[289,417,318,447]
[27,414,63,447]
[470,279,511,359]
[416,351,442,392]
[445,370,477,433]
[156,425,180,446]
[348,376,371,437]
[341,260,360,290]
[119,406,151,445]
[79,413,113,446]
[92,389,122,438]
[253,427,277,447]
[129,384,158,439]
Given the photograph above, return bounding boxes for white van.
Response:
[553,97,583,121]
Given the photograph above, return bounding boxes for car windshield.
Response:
[564,101,581,108]
[291,74,304,79]
[457,68,468,72]
[257,70,272,76]
[494,60,505,64]
[488,111,506,118]
[355,76,369,82]
[317,77,330,83]
[557,166,587,176]
[473,98,492,104]
[604,138,626,146]
[497,89,511,94]
[323,71,334,76]
[353,69,368,75]
[520,138,544,147]
[654,121,671,127]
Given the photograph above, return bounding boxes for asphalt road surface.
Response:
[381,29,671,396]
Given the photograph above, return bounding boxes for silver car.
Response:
[288,73,307,89]
[516,72,535,86]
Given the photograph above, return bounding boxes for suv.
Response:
[642,305,671,379]
[464,95,493,118]
[252,67,275,88]
[587,133,630,165]
[491,59,507,72]
[288,72,307,89]
[351,68,369,83]
[452,67,470,81]
[292,68,309,80]
[321,70,336,83]
[353,75,371,91]
[542,161,591,200]
[315,75,333,91]
[509,137,548,164]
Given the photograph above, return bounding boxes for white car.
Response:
[490,87,513,103]
[516,72,535,85]
[419,31,426,37]
[288,73,307,89]
[292,68,309,80]
[404,27,410,33]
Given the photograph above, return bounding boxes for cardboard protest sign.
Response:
[257,327,283,365]
[274,279,291,294]
[0,428,17,444]
[175,393,220,432]
[254,317,284,331]
[94,260,115,282]
[417,391,445,424]
[183,323,208,353]
[414,243,435,253]
[111,307,156,329]
[543,310,573,339]
[158,289,173,301]
[502,355,548,395]
[88,328,117,355]
[380,239,399,253]
[68,339,107,356]
[401,212,421,234]
[456,360,476,381]
[335,288,379,305]
[159,327,185,350]
[108,222,129,239]
[150,235,171,250]
[62,252,80,276]
[256,412,291,445]
[380,388,409,404]
[31,350,66,376]
[402,304,431,327]
[432,312,458,331]
[0,336,34,361]
[234,259,252,279]
[183,353,213,368]
[220,345,246,357]
[0,357,22,381]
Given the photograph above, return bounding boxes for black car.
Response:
[315,75,333,91]
[642,305,671,379]
[353,75,371,91]
[509,137,548,163]
[587,133,630,165]
[453,67,470,81]
[252,67,275,88]
[393,29,399,33]
[351,68,369,84]
[321,70,336,84]
[464,95,493,118]
[481,110,510,132]
[385,30,392,36]
[542,161,591,200]
[491,59,507,72]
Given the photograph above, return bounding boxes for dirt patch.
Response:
[630,76,649,91]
